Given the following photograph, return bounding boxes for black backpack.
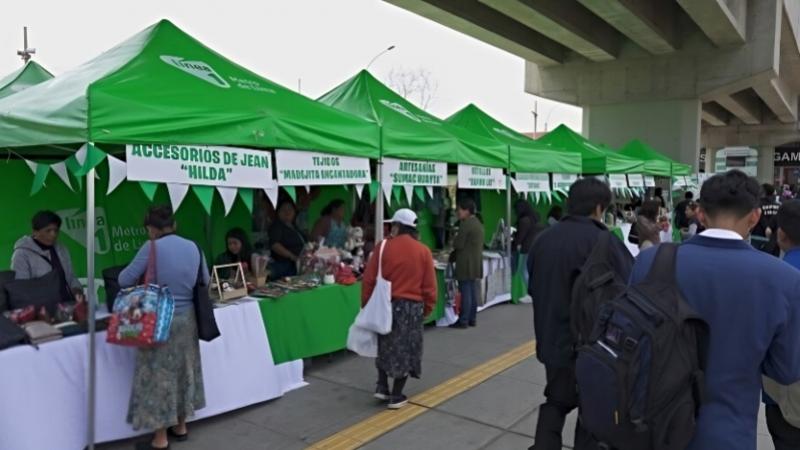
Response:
[574,244,708,450]
[571,231,632,348]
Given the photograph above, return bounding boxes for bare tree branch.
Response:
[387,67,438,110]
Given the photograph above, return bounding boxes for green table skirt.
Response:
[259,281,446,364]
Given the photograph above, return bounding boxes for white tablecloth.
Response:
[0,300,305,450]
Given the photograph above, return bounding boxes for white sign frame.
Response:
[513,173,551,194]
[381,158,447,187]
[608,174,628,189]
[627,174,645,188]
[275,150,371,186]
[457,164,506,190]
[644,175,656,187]
[553,173,579,191]
[126,144,275,189]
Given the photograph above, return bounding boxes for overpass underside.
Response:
[385,0,800,173]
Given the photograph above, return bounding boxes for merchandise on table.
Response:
[209,262,249,302]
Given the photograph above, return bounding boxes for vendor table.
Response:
[0,300,305,450]
[258,282,446,364]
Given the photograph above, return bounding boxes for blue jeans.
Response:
[458,279,479,325]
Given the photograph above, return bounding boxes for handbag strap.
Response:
[376,240,387,279]
[193,243,205,288]
[144,240,157,285]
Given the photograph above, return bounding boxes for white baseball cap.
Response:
[386,208,418,228]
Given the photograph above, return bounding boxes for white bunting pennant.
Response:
[217,186,238,216]
[25,160,37,174]
[166,183,190,210]
[355,184,365,199]
[383,184,393,206]
[425,185,433,199]
[75,144,88,166]
[106,155,127,195]
[263,185,279,208]
[50,162,73,191]
[404,185,414,205]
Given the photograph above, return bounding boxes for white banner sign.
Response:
[553,173,578,191]
[382,158,447,187]
[457,164,506,190]
[126,144,274,189]
[608,174,628,189]
[644,175,656,187]
[275,150,370,186]
[513,173,550,193]
[627,174,645,188]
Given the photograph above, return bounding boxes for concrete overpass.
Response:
[385,0,800,182]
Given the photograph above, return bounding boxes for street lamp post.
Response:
[366,45,396,69]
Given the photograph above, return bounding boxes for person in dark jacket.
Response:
[214,227,252,279]
[753,183,780,252]
[674,191,694,229]
[450,198,484,329]
[513,200,543,254]
[527,178,633,450]
[631,171,800,450]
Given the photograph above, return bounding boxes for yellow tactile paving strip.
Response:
[308,340,536,449]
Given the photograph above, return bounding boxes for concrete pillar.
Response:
[757,146,776,184]
[583,99,702,169]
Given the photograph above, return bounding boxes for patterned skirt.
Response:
[127,310,206,431]
[376,300,424,379]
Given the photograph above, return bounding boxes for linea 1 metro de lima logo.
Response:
[160,55,231,88]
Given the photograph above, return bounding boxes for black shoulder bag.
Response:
[193,244,220,342]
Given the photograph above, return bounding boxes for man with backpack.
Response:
[630,171,800,450]
[527,178,633,450]
[763,199,800,449]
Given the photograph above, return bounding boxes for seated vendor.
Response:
[269,200,306,279]
[214,227,253,279]
[11,210,84,303]
[311,199,348,248]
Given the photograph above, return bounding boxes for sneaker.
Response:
[374,385,390,401]
[449,322,467,329]
[468,321,476,327]
[387,395,408,409]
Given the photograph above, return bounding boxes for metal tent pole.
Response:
[86,166,97,450]
[375,127,385,243]
[506,146,513,295]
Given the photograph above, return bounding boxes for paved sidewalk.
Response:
[98,302,777,450]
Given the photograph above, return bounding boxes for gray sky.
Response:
[0,0,581,133]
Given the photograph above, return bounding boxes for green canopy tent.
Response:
[618,139,692,176]
[537,125,644,174]
[0,20,379,157]
[0,20,382,449]
[446,103,582,174]
[318,70,508,168]
[0,60,53,99]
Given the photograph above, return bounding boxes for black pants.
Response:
[531,364,600,450]
[767,404,800,450]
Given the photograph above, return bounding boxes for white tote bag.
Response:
[354,240,393,334]
[346,323,378,357]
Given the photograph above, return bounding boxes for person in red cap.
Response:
[361,208,437,409]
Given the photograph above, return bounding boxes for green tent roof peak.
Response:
[537,125,644,174]
[0,60,54,100]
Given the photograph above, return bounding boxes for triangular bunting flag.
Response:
[50,162,73,191]
[403,185,414,206]
[166,184,190,210]
[74,144,88,168]
[106,155,127,195]
[25,160,36,174]
[283,186,297,204]
[383,184,393,206]
[425,185,433,199]
[303,185,310,194]
[414,186,425,202]
[217,187,238,216]
[238,189,254,213]
[74,143,107,177]
[263,185,279,208]
[392,186,402,205]
[369,181,380,203]
[30,163,50,196]
[139,181,159,201]
[355,184,365,199]
[65,158,83,191]
[192,185,215,215]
